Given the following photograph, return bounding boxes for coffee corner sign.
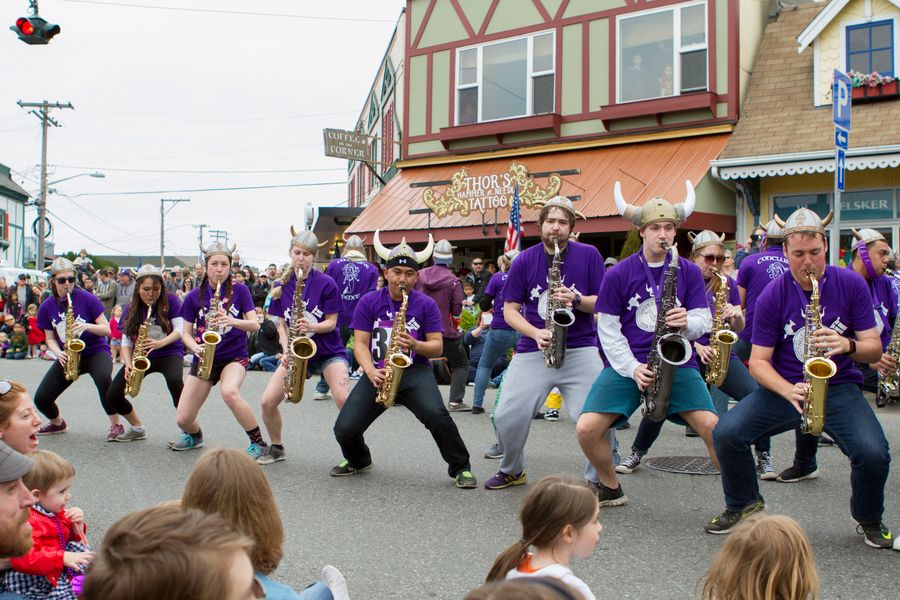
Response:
[422,161,562,218]
[323,128,371,161]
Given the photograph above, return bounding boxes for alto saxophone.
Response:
[284,268,317,403]
[642,242,692,422]
[544,235,575,369]
[197,281,223,381]
[63,292,85,382]
[125,305,153,398]
[704,268,739,387]
[878,268,900,397]
[800,269,837,436]
[375,285,412,409]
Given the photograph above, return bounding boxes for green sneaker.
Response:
[329,459,372,477]
[705,499,765,534]
[454,470,477,489]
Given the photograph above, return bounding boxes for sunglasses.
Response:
[699,254,725,264]
[472,262,483,266]
[55,276,77,284]
[0,379,11,395]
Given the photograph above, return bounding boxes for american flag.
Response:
[505,183,524,253]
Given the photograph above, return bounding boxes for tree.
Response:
[618,229,641,261]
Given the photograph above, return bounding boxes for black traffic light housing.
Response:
[11,15,60,45]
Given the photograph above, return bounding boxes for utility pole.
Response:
[192,224,209,264]
[18,100,73,271]
[160,198,189,268]
[209,229,229,244]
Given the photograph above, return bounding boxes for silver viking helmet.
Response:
[688,230,726,254]
[50,257,75,275]
[536,195,586,221]
[773,208,834,238]
[373,230,434,269]
[135,264,164,282]
[852,228,887,251]
[200,241,237,260]
[614,180,696,229]
[433,239,455,264]
[764,219,784,241]
[342,234,367,260]
[289,226,329,254]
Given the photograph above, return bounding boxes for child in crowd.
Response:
[25,304,43,359]
[39,343,57,361]
[5,450,94,600]
[486,476,600,600]
[0,332,8,357]
[109,304,123,363]
[7,324,28,359]
[700,514,818,600]
[1,314,15,335]
[7,292,22,323]
[462,280,477,316]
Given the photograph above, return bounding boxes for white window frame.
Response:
[455,30,556,126]
[615,0,708,104]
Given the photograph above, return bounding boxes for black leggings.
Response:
[34,352,114,420]
[107,354,185,415]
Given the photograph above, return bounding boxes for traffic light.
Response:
[10,16,60,45]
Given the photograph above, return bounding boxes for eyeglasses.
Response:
[472,261,483,266]
[699,254,725,264]
[55,276,77,284]
[0,380,12,396]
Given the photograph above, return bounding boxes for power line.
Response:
[69,181,347,196]
[46,209,130,254]
[49,165,345,175]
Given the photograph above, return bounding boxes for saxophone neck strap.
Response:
[639,251,672,302]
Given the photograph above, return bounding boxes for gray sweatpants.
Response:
[494,347,616,480]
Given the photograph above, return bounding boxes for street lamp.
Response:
[34,171,105,270]
[46,171,104,194]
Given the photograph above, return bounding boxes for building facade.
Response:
[0,164,29,269]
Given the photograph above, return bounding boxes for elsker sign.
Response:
[422,161,562,218]
[322,129,370,161]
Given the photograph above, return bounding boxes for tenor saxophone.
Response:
[284,268,317,403]
[375,285,412,409]
[125,305,153,398]
[801,269,837,436]
[197,281,223,381]
[63,292,85,382]
[544,235,575,369]
[704,269,739,387]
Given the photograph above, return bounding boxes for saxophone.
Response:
[375,286,412,408]
[284,268,317,403]
[800,269,837,436]
[544,235,575,369]
[878,268,900,397]
[641,242,692,422]
[704,269,739,387]
[125,305,153,398]
[63,292,85,382]
[197,281,223,381]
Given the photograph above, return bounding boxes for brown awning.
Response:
[347,134,732,244]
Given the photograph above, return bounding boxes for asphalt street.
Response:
[2,359,898,599]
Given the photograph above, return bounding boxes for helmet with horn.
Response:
[614,180,696,229]
[290,226,329,254]
[373,230,434,270]
[342,234,367,261]
[535,195,586,221]
[764,219,784,243]
[688,230,726,254]
[135,264,164,283]
[772,208,833,238]
[200,240,237,260]
[852,227,886,249]
[50,257,75,275]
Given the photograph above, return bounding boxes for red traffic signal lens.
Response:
[16,17,34,35]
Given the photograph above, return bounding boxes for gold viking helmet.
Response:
[772,208,834,238]
[614,180,696,229]
[289,226,329,254]
[200,241,237,260]
[50,257,75,275]
[342,234,367,261]
[373,230,435,269]
[687,230,726,254]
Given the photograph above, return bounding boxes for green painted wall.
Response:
[561,120,604,137]
[410,0,426,48]
[695,174,733,215]
[503,131,553,145]
[608,116,656,131]
[408,55,428,137]
[432,51,451,132]
[408,140,445,156]
[486,0,544,35]
[660,109,712,125]
[420,1,469,48]
[562,25,582,116]
[449,136,501,151]
[457,0,491,34]
[717,0,728,95]
[541,0,565,19]
[716,102,728,117]
[564,0,625,19]
[589,18,609,109]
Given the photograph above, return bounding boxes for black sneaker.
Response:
[615,450,643,474]
[705,499,765,535]
[329,459,372,477]
[594,482,627,507]
[857,521,894,549]
[776,465,820,483]
[471,406,485,415]
[817,434,835,447]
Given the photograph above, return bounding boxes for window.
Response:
[617,2,707,103]
[367,101,378,131]
[0,209,6,240]
[773,190,896,221]
[847,20,894,76]
[455,31,555,125]
[381,66,394,98]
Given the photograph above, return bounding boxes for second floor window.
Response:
[847,20,894,77]
[456,31,555,125]
[617,1,707,103]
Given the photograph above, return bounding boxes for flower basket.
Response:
[852,80,900,102]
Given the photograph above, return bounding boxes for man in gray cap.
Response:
[0,440,36,567]
[414,239,469,411]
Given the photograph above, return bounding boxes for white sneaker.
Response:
[321,565,349,600]
[313,391,332,401]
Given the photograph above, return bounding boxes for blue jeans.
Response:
[472,328,520,408]
[260,356,280,372]
[714,383,890,523]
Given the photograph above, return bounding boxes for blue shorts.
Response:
[582,367,715,427]
[309,355,349,375]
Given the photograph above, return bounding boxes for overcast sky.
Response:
[0,0,403,268]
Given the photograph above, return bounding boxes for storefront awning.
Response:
[711,145,900,180]
[346,134,732,244]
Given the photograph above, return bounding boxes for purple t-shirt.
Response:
[324,258,380,328]
[861,272,898,350]
[483,271,512,331]
[595,250,707,369]
[736,246,789,343]
[503,241,605,353]
[268,269,345,363]
[37,288,110,357]
[696,274,741,362]
[181,282,255,365]
[121,293,185,359]
[351,287,443,369]
[752,265,875,386]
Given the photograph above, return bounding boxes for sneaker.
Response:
[116,427,147,442]
[329,458,372,477]
[170,431,204,451]
[484,470,527,490]
[756,452,777,480]
[594,482,628,507]
[314,391,332,401]
[349,372,362,381]
[483,443,504,460]
[448,402,472,412]
[256,445,286,465]
[321,565,349,600]
[685,425,699,437]
[106,423,125,442]
[615,420,631,430]
[454,470,477,489]
[544,409,560,421]
[857,521,894,549]
[247,443,267,459]
[471,406,485,415]
[615,450,644,474]
[705,499,765,534]
[818,434,835,447]
[36,420,67,436]
[776,465,820,483]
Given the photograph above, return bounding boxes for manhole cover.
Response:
[643,456,720,475]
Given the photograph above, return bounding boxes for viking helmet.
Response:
[764,219,784,242]
[852,228,886,249]
[373,230,435,270]
[433,239,455,265]
[135,264,164,282]
[537,195,585,221]
[614,181,695,229]
[50,257,75,276]
[688,230,726,254]
[342,234,367,260]
[504,249,521,262]
[289,226,329,254]
[201,241,237,260]
[773,208,833,238]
